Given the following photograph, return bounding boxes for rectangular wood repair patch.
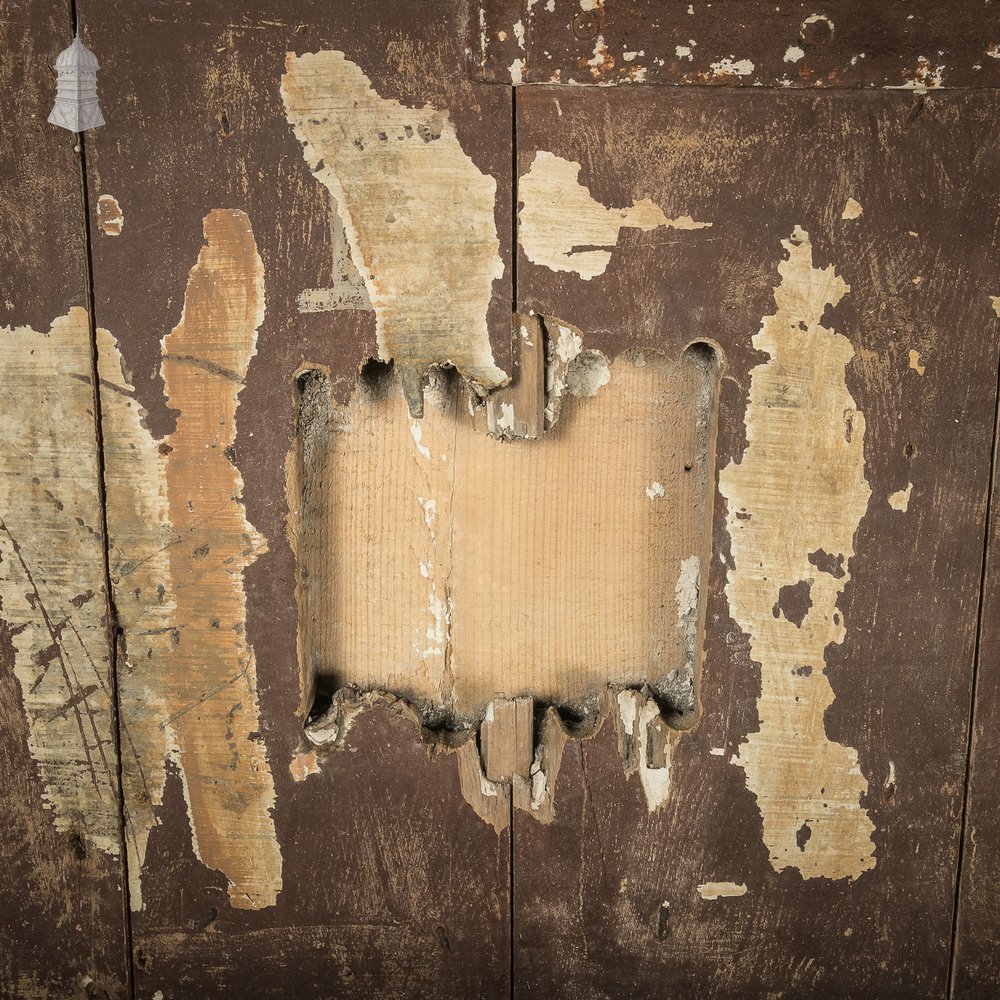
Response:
[292,319,719,721]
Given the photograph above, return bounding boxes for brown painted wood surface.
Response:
[0,3,130,998]
[80,1,512,997]
[478,0,1000,89]
[3,1,1000,997]
[513,86,1000,999]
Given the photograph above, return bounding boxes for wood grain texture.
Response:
[0,4,129,998]
[296,332,717,720]
[477,0,1000,90]
[514,85,1000,998]
[82,1,512,994]
[952,359,1000,998]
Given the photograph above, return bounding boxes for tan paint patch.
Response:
[841,197,863,221]
[719,226,876,881]
[281,50,505,416]
[908,349,925,375]
[98,210,281,910]
[888,482,913,512]
[991,295,1000,318]
[97,194,124,236]
[0,307,119,855]
[697,881,748,900]
[518,151,711,280]
[295,329,717,719]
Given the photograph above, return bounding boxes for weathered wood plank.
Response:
[0,3,129,997]
[82,1,512,994]
[952,350,1000,999]
[477,0,1000,90]
[513,85,1000,998]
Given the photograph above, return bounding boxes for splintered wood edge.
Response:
[295,685,682,831]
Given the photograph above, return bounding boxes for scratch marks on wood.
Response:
[719,225,876,881]
[0,307,119,856]
[96,327,172,910]
[518,151,710,279]
[281,49,506,416]
[98,211,281,910]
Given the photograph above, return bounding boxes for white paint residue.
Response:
[646,481,666,499]
[710,56,755,77]
[887,56,944,92]
[676,42,696,60]
[988,44,1000,60]
[556,323,584,362]
[519,151,710,279]
[841,198,863,220]
[409,419,432,459]
[784,45,805,63]
[97,193,124,236]
[697,881,748,900]
[617,690,672,812]
[888,483,913,512]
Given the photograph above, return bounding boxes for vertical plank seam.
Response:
[70,1,137,995]
[508,80,518,1000]
[946,343,1000,998]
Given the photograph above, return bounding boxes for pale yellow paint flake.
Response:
[719,225,876,881]
[697,881,748,900]
[518,151,710,280]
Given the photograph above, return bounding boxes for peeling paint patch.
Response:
[841,198,863,220]
[991,295,1000,318]
[518,151,710,279]
[296,201,373,313]
[697,881,748,900]
[888,483,913,512]
[719,226,876,881]
[783,45,805,64]
[281,50,506,416]
[709,56,755,77]
[96,194,123,236]
[616,689,675,812]
[98,211,281,910]
[909,349,926,375]
[0,307,119,856]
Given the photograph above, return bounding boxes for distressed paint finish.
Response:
[476,0,1000,90]
[81,2,514,994]
[97,327,172,911]
[512,85,1000,999]
[161,209,279,909]
[281,49,506,415]
[0,308,119,855]
[719,226,875,881]
[97,210,281,911]
[518,150,709,279]
[0,5,130,995]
